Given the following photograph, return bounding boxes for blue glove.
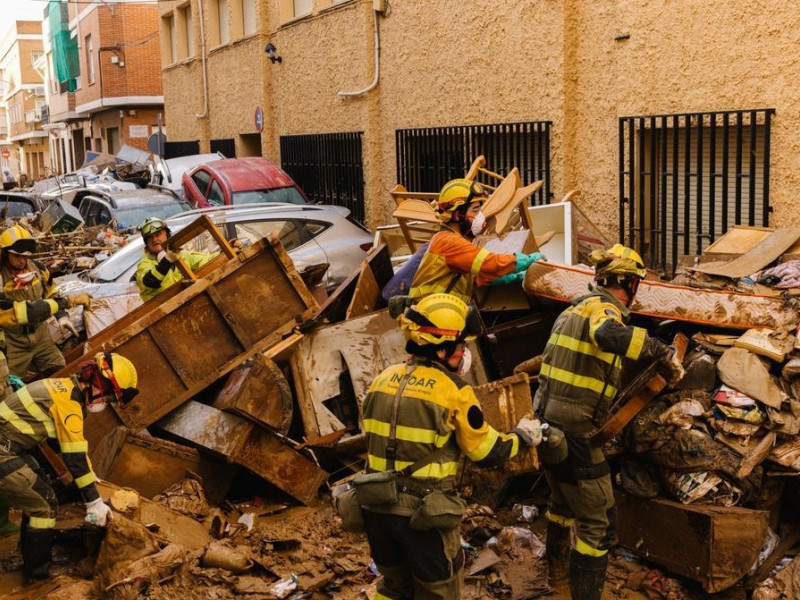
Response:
[514,252,546,273]
[489,271,524,286]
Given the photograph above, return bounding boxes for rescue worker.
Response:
[361,293,543,599]
[135,217,217,302]
[0,225,92,377]
[407,178,545,304]
[0,352,138,581]
[533,244,685,600]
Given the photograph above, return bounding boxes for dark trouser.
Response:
[6,324,65,378]
[363,510,464,600]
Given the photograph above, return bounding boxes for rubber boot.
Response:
[569,549,607,600]
[21,527,53,581]
[546,520,571,587]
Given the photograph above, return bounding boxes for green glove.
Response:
[514,252,546,273]
[489,271,524,286]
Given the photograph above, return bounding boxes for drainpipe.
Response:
[196,0,209,118]
[338,6,380,98]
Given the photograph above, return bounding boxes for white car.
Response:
[55,203,374,298]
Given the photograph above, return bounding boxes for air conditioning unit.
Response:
[33,86,45,96]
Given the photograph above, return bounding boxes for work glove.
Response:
[85,498,112,527]
[513,416,544,447]
[489,271,524,286]
[157,250,181,263]
[658,347,685,387]
[57,316,78,338]
[514,252,547,273]
[66,293,93,311]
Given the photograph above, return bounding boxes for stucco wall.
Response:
[160,0,800,238]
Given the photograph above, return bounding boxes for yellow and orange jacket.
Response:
[408,226,516,303]
[0,377,100,509]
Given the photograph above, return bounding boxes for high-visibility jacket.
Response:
[0,378,100,504]
[0,261,65,335]
[136,250,216,302]
[362,359,520,506]
[534,287,665,434]
[407,226,516,303]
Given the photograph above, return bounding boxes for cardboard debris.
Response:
[717,348,786,409]
[733,328,796,362]
[692,226,800,279]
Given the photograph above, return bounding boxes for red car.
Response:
[182,157,310,208]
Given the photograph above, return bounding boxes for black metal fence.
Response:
[280,132,365,223]
[164,140,200,160]
[396,121,552,204]
[210,138,236,158]
[619,109,774,274]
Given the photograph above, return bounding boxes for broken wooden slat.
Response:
[213,354,293,434]
[345,259,382,320]
[616,491,769,593]
[155,401,327,506]
[692,226,800,278]
[523,261,800,330]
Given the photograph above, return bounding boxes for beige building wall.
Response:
[160,0,800,240]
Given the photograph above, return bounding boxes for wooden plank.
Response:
[213,354,293,434]
[705,225,774,254]
[156,401,327,506]
[345,260,381,319]
[523,261,800,330]
[616,491,769,593]
[693,226,800,278]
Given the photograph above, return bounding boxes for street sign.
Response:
[147,132,167,156]
[1,150,9,159]
[254,106,264,133]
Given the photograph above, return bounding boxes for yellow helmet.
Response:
[434,178,489,222]
[399,293,469,347]
[590,244,647,282]
[95,352,139,404]
[0,225,35,255]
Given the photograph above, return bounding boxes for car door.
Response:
[186,168,213,207]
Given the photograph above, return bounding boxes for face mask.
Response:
[469,212,487,237]
[456,347,472,377]
[86,398,108,413]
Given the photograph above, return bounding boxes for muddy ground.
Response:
[0,496,755,600]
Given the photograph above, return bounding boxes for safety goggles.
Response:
[140,220,165,239]
[465,181,489,204]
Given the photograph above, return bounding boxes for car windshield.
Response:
[232,186,306,205]
[0,200,37,218]
[113,200,192,229]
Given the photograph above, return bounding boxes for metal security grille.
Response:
[164,140,200,160]
[619,109,774,274]
[396,121,552,205]
[280,132,365,223]
[210,138,235,158]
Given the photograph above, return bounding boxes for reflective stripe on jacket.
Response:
[0,377,99,501]
[534,287,662,434]
[362,360,520,484]
[0,261,62,335]
[136,250,216,302]
[408,227,516,303]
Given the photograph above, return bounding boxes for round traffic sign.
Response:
[254,106,264,133]
[1,150,9,159]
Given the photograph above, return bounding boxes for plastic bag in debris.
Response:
[512,504,539,523]
[657,400,706,429]
[270,574,299,599]
[153,476,210,518]
[714,384,757,408]
[487,527,545,557]
[748,528,780,576]
[714,404,766,424]
[661,471,742,506]
[381,242,429,301]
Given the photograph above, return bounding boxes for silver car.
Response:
[55,203,373,297]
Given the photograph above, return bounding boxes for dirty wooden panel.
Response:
[345,260,381,320]
[213,355,293,434]
[693,226,800,278]
[156,401,326,506]
[705,225,773,254]
[616,491,768,593]
[523,261,800,330]
[148,292,245,384]
[93,428,234,504]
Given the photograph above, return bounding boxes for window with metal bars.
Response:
[210,138,235,158]
[164,140,200,159]
[396,121,552,205]
[280,132,365,223]
[619,109,774,275]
